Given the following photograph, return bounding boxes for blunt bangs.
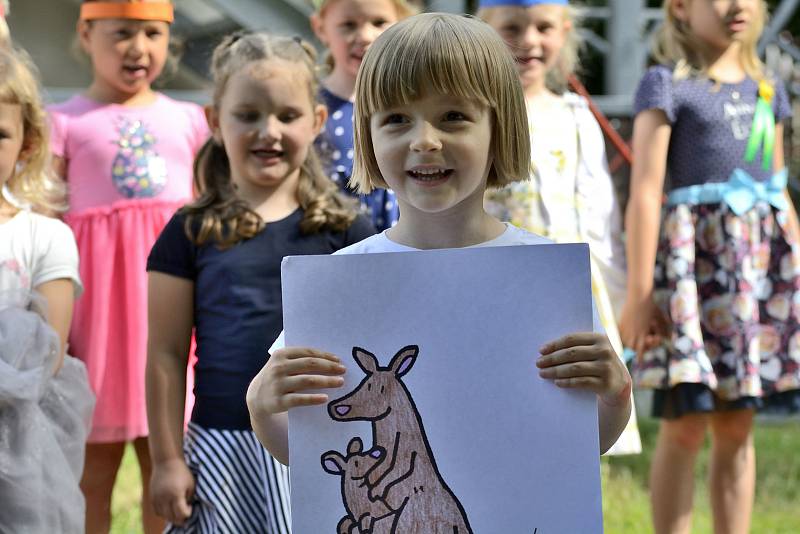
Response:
[351,13,531,193]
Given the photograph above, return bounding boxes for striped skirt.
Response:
[165,422,291,533]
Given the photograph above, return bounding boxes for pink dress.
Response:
[49,93,209,443]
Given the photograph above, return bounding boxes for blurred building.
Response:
[7,0,466,104]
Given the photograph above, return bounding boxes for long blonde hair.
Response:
[182,32,359,249]
[350,13,531,193]
[0,47,66,215]
[654,0,768,80]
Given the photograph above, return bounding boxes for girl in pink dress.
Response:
[48,2,208,532]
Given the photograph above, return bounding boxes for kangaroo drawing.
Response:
[321,437,398,534]
[328,345,473,534]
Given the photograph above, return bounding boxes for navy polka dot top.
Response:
[633,65,792,192]
[316,87,399,231]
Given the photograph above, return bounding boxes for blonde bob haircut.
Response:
[350,13,531,194]
[0,47,66,215]
[654,0,768,81]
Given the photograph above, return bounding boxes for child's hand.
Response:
[619,296,670,360]
[537,332,631,406]
[150,458,195,526]
[247,347,347,416]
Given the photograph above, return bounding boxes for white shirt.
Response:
[0,210,82,302]
[270,224,599,352]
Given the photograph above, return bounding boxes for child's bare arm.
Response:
[145,272,195,525]
[34,278,74,373]
[537,332,632,454]
[620,109,672,357]
[247,347,346,464]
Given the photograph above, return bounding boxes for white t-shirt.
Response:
[270,223,599,352]
[0,210,83,300]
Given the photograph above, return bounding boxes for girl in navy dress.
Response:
[621,1,798,532]
[145,32,374,533]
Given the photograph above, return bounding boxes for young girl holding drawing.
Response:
[478,0,640,455]
[309,0,416,231]
[621,0,798,532]
[246,13,632,465]
[145,32,374,532]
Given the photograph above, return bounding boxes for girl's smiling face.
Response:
[209,59,326,199]
[312,0,399,81]
[369,91,494,216]
[482,4,571,94]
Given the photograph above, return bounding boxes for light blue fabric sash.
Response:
[666,168,788,215]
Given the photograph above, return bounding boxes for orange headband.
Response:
[80,2,174,23]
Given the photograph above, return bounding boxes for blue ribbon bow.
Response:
[723,168,787,215]
[667,168,788,215]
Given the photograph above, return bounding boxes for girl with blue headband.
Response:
[478,0,640,456]
[621,1,798,533]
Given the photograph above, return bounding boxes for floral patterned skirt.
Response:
[633,201,800,417]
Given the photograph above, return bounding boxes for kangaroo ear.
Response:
[321,451,345,475]
[390,345,419,377]
[352,347,378,374]
[347,437,363,455]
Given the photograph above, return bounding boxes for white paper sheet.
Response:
[283,243,602,533]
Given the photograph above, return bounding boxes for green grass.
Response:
[602,417,800,534]
[110,446,143,534]
[111,417,800,533]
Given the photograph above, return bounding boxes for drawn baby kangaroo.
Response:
[321,437,398,534]
[327,345,473,534]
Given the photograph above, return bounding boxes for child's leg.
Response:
[649,413,708,534]
[708,409,755,534]
[133,437,166,534]
[81,441,126,534]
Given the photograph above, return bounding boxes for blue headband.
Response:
[479,0,567,7]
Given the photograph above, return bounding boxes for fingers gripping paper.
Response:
[282,244,603,533]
